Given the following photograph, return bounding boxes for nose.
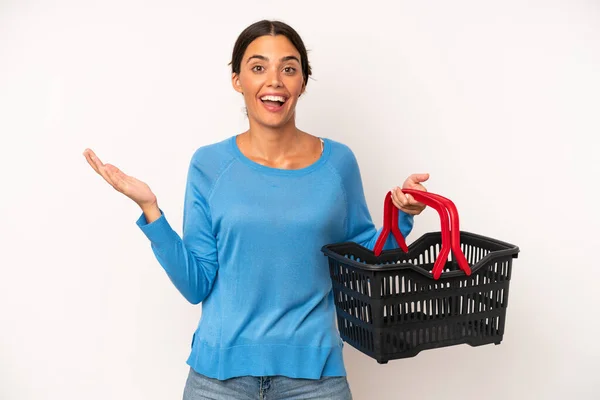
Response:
[266,68,282,88]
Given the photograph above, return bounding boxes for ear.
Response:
[232,73,243,94]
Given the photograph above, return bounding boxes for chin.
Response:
[251,113,295,130]
[259,122,288,130]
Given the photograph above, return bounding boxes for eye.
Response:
[283,67,297,74]
[252,65,264,72]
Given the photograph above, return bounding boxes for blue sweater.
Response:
[136,135,413,380]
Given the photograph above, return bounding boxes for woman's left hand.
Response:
[390,173,430,215]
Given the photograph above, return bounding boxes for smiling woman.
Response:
[233,35,305,121]
[83,19,430,400]
[229,21,321,170]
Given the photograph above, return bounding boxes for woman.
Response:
[83,19,429,400]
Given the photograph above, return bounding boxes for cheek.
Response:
[289,80,304,97]
[241,87,260,107]
[239,76,260,94]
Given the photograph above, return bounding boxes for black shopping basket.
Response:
[321,189,520,364]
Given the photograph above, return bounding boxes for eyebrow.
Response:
[246,55,301,64]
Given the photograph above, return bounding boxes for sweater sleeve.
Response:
[342,148,414,251]
[136,151,219,304]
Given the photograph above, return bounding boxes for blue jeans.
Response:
[183,367,353,400]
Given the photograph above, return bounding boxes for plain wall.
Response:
[1,0,599,399]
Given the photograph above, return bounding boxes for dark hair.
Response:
[230,20,312,87]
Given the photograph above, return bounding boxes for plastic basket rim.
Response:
[321,230,520,278]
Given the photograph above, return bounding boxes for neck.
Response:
[244,118,302,161]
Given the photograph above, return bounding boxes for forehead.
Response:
[243,35,301,60]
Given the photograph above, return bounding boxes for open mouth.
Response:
[260,95,287,109]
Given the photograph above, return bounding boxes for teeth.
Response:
[261,95,286,102]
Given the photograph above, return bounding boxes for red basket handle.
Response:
[373,191,409,254]
[373,190,472,279]
[373,191,452,279]
[403,189,472,277]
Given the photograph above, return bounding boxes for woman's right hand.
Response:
[83,148,158,211]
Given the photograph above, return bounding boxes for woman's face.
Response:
[232,35,305,130]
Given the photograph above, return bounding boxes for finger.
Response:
[112,166,133,192]
[397,204,419,215]
[391,194,403,210]
[403,193,427,212]
[83,150,123,190]
[403,183,428,193]
[403,174,430,191]
[410,173,430,183]
[83,150,101,175]
[403,205,425,216]
[94,160,120,191]
[391,196,412,214]
[109,165,137,194]
[83,149,109,179]
[83,148,103,166]
[391,187,408,207]
[392,194,425,215]
[404,193,425,206]
[104,164,127,192]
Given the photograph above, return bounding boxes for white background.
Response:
[1,1,598,399]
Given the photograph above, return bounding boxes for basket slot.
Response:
[382,314,505,354]
[460,243,492,265]
[334,288,373,325]
[384,331,409,352]
[339,318,375,352]
[383,324,461,353]
[381,285,509,327]
[454,260,510,288]
[380,274,437,297]
[468,317,502,338]
[419,244,439,266]
[330,260,374,298]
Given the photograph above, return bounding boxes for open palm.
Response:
[83,148,157,207]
